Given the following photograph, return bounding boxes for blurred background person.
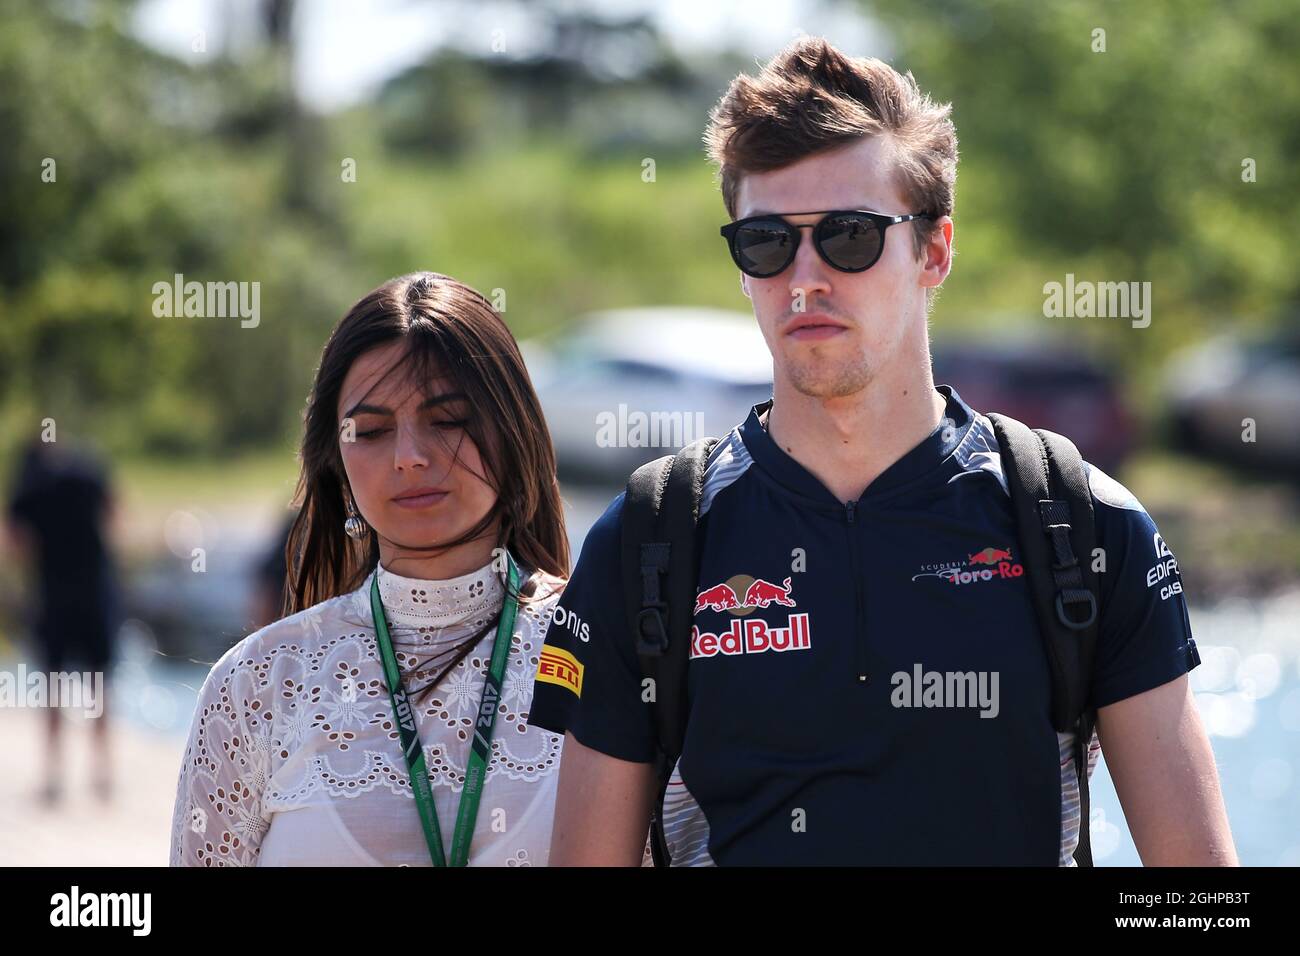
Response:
[5,437,121,804]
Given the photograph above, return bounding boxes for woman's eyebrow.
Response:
[418,392,468,410]
[343,392,468,420]
[342,401,390,419]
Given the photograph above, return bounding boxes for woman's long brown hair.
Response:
[282,272,569,615]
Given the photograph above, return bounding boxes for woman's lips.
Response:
[391,491,450,510]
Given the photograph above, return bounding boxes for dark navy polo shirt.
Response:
[529,385,1201,865]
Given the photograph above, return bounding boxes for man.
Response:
[528,37,1236,865]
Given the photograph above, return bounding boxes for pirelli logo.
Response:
[537,645,583,698]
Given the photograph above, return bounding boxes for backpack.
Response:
[620,411,1101,867]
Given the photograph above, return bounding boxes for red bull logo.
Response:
[692,574,811,657]
[690,613,812,659]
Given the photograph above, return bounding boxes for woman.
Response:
[169,272,570,866]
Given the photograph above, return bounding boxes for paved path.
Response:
[0,704,183,866]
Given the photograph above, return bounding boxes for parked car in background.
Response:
[1166,330,1300,477]
[122,546,261,664]
[931,337,1136,475]
[525,307,772,482]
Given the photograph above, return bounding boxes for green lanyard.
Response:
[369,554,520,867]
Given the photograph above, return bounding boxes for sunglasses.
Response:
[720,209,934,278]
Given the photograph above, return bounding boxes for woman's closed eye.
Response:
[353,419,466,441]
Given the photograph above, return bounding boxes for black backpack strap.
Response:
[986,413,1101,867]
[620,436,719,866]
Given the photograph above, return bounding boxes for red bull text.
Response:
[690,613,812,659]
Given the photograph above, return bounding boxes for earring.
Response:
[343,500,369,539]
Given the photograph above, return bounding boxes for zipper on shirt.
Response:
[845,500,868,684]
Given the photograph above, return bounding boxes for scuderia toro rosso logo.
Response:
[691,574,811,660]
[911,545,1026,587]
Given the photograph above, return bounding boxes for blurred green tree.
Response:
[865,0,1299,360]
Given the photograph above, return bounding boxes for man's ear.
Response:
[920,216,955,290]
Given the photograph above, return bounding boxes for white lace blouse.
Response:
[169,552,566,866]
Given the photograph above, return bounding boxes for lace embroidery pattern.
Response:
[170,563,565,866]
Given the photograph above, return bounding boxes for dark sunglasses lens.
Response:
[817,214,884,271]
[733,220,796,276]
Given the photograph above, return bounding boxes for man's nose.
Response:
[786,228,832,302]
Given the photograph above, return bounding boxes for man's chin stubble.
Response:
[784,353,874,400]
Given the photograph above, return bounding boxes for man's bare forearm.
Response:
[549,731,657,866]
